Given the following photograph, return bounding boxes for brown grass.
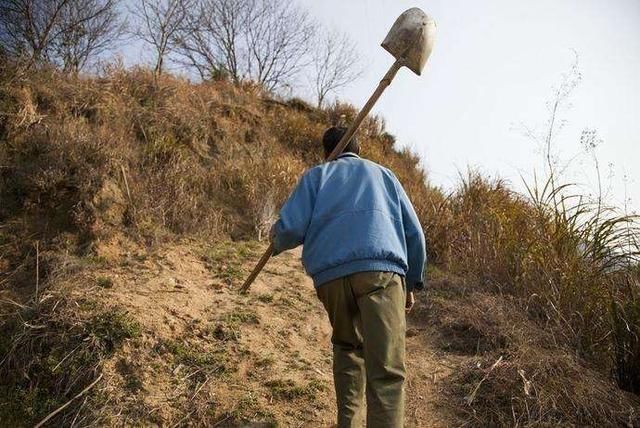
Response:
[429,172,639,376]
[1,64,639,425]
[422,275,640,426]
[0,64,438,245]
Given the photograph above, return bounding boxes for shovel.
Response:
[240,7,437,293]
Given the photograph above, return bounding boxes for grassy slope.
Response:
[1,66,639,426]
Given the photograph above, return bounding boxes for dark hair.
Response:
[322,126,360,159]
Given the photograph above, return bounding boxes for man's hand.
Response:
[405,291,415,312]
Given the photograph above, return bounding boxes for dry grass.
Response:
[420,171,640,424]
[452,348,639,426]
[0,63,437,254]
[435,172,639,373]
[421,275,640,426]
[0,273,141,425]
[1,64,639,425]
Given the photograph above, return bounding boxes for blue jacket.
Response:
[272,153,426,291]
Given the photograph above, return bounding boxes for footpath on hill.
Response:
[84,238,464,426]
[4,235,639,426]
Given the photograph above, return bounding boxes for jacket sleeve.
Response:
[396,179,427,291]
[272,169,318,255]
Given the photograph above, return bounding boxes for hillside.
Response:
[1,237,466,426]
[1,66,639,426]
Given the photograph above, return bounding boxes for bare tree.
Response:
[132,0,191,75]
[175,0,251,82]
[54,0,126,73]
[244,0,315,91]
[0,0,125,72]
[0,0,71,65]
[311,30,362,108]
[176,0,314,91]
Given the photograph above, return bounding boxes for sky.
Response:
[294,0,640,213]
[121,0,640,213]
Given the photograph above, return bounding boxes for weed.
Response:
[264,378,325,400]
[611,285,640,393]
[217,399,277,428]
[0,302,140,425]
[224,308,260,325]
[115,358,144,393]
[133,253,148,262]
[277,296,294,308]
[160,339,227,374]
[88,310,142,351]
[255,355,276,368]
[201,242,260,283]
[96,275,114,288]
[209,323,237,342]
[257,293,274,303]
[85,255,109,266]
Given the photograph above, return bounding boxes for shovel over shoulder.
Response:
[240,8,437,293]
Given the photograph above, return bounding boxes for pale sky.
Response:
[296,0,640,213]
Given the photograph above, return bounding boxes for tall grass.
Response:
[434,170,640,391]
[0,65,439,283]
[1,64,638,403]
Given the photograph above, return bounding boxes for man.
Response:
[270,126,426,427]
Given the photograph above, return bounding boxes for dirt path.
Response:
[89,240,463,426]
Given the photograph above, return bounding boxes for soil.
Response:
[88,240,467,426]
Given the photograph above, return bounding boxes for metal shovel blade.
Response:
[381,7,437,75]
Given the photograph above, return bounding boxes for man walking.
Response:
[270,126,426,427]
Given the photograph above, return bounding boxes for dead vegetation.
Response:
[415,276,640,426]
[1,65,639,426]
[0,285,141,425]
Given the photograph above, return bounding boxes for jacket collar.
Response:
[336,152,360,159]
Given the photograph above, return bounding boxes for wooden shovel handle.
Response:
[240,242,274,293]
[325,59,403,161]
[240,59,404,293]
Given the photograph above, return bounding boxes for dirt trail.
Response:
[90,240,463,426]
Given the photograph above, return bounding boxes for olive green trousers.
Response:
[316,271,406,428]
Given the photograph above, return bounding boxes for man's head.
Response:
[322,126,360,159]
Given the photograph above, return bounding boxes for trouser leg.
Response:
[317,277,366,428]
[349,272,406,428]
